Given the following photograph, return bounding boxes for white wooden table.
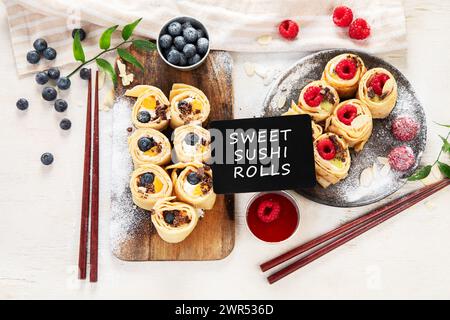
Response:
[1,0,449,299]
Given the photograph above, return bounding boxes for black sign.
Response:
[209,115,316,194]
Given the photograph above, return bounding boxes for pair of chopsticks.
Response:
[261,179,450,284]
[78,70,100,282]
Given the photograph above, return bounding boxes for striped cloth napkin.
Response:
[4,0,406,76]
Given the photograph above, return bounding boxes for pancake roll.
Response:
[173,124,211,163]
[128,128,172,168]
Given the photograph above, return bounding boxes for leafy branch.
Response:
[68,18,156,85]
[408,122,450,181]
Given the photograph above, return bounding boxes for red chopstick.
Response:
[89,71,100,283]
[78,71,92,280]
[265,179,449,284]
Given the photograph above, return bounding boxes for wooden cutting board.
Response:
[110,49,235,261]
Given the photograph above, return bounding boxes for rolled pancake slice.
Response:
[130,85,170,130]
[296,80,340,122]
[314,133,351,188]
[166,162,217,210]
[173,124,211,163]
[322,53,367,98]
[357,67,398,119]
[130,164,173,211]
[151,197,199,244]
[169,83,210,129]
[283,103,323,140]
[325,99,373,152]
[128,128,172,168]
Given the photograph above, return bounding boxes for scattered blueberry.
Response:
[140,173,155,186]
[42,87,57,101]
[35,72,49,85]
[47,68,60,80]
[173,36,186,51]
[197,37,209,55]
[43,47,57,60]
[183,27,198,43]
[16,98,29,111]
[164,211,176,224]
[168,22,182,36]
[41,153,54,166]
[59,118,72,130]
[26,50,40,64]
[185,133,199,146]
[138,137,155,152]
[196,29,205,39]
[188,54,202,66]
[80,68,91,80]
[159,34,173,49]
[57,77,71,90]
[181,21,192,30]
[187,172,201,185]
[183,44,196,59]
[137,110,151,123]
[72,28,87,41]
[54,99,68,112]
[167,49,181,65]
[33,38,48,53]
[179,53,187,67]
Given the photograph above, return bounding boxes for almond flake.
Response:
[277,95,287,109]
[360,167,374,187]
[377,157,389,165]
[243,62,255,77]
[255,65,268,79]
[352,115,371,129]
[257,34,272,45]
[380,164,391,176]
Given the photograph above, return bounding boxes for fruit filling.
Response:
[163,210,191,227]
[368,73,390,96]
[337,104,358,125]
[178,98,203,122]
[184,167,213,196]
[137,137,162,156]
[316,138,336,160]
[138,172,163,194]
[335,58,357,80]
[257,199,281,223]
[303,85,336,109]
[138,96,168,123]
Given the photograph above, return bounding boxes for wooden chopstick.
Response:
[78,71,92,280]
[89,71,100,283]
[266,179,449,284]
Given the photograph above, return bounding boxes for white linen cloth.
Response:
[2,0,406,75]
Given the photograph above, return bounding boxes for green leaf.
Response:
[438,162,450,178]
[96,58,117,86]
[439,135,450,153]
[408,165,432,181]
[117,48,144,71]
[434,122,450,128]
[99,25,118,50]
[73,30,85,63]
[122,18,142,41]
[132,39,156,51]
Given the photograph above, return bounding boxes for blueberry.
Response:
[188,54,202,66]
[140,173,155,186]
[47,68,60,80]
[54,99,68,112]
[59,118,72,130]
[173,36,186,51]
[72,28,86,41]
[185,133,199,146]
[138,137,155,152]
[181,21,192,30]
[26,51,40,64]
[42,87,57,101]
[179,53,187,67]
[159,34,173,49]
[183,44,196,59]
[137,110,151,123]
[187,172,201,185]
[41,153,54,166]
[167,22,182,36]
[80,68,91,80]
[164,211,175,224]
[196,29,205,39]
[33,38,47,53]
[43,47,57,60]
[166,49,181,65]
[183,27,198,43]
[197,37,209,55]
[16,98,29,111]
[35,72,49,85]
[57,77,71,90]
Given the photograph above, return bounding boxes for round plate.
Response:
[263,49,427,207]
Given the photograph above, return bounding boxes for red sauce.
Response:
[246,193,299,243]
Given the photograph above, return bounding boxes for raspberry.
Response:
[333,6,354,27]
[278,20,299,40]
[369,73,390,95]
[337,104,358,125]
[317,138,336,160]
[349,18,371,40]
[335,58,357,80]
[388,146,415,171]
[303,86,323,107]
[391,116,420,142]
[257,200,281,223]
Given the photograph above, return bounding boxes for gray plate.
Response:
[263,49,427,207]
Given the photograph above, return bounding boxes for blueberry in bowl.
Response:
[157,17,210,71]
